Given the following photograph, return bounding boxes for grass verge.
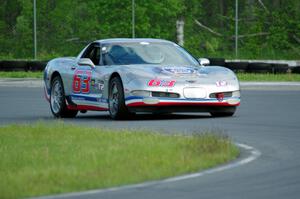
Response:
[0,122,239,199]
[237,73,300,82]
[0,71,43,78]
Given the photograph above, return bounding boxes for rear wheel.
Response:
[108,77,129,119]
[50,76,78,118]
[210,107,236,117]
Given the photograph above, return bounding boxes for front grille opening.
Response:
[209,92,232,98]
[151,92,180,98]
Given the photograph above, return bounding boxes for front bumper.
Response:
[125,96,240,113]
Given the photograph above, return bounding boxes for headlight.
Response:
[232,91,241,98]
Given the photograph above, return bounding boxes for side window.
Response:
[81,44,100,65]
[93,47,100,65]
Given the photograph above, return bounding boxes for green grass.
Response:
[0,122,238,199]
[0,71,43,78]
[237,73,300,82]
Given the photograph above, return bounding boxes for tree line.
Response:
[0,0,299,60]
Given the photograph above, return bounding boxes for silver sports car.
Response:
[44,38,240,119]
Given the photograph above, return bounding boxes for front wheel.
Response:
[50,76,78,118]
[108,77,130,119]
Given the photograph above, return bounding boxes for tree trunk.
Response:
[176,17,184,46]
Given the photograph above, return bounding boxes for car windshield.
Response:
[101,42,199,66]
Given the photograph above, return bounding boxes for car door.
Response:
[70,43,108,110]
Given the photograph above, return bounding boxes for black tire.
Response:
[292,66,300,74]
[26,61,47,71]
[50,76,78,118]
[210,107,236,117]
[0,60,26,71]
[207,58,226,66]
[108,76,130,120]
[247,62,272,73]
[208,58,225,66]
[225,62,248,72]
[271,64,289,74]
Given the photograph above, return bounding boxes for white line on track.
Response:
[31,143,261,199]
[240,82,300,87]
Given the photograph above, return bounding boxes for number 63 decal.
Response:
[72,70,92,93]
[148,79,176,87]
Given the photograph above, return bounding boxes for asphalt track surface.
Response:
[1,84,300,199]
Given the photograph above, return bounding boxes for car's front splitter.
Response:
[125,96,240,107]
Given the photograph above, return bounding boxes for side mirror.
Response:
[78,58,95,69]
[198,58,210,66]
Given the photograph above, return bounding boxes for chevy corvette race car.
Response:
[44,38,240,119]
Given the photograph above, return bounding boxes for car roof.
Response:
[95,38,175,45]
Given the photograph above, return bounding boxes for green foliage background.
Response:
[0,0,299,60]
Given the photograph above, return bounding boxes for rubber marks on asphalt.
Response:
[32,143,261,199]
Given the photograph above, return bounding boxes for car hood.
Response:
[120,64,236,81]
